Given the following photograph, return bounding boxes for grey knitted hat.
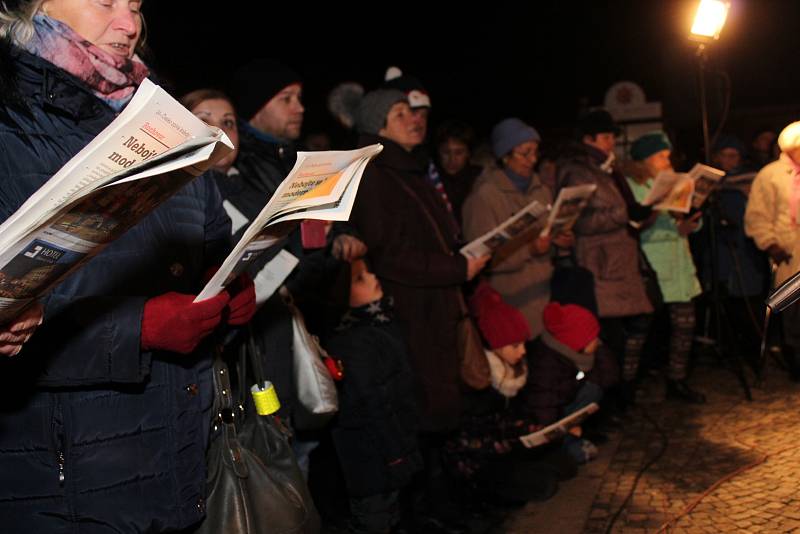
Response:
[356,89,407,135]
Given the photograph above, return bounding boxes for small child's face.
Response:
[349,259,384,307]
[494,342,526,365]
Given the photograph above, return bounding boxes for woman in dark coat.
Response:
[348,90,489,432]
[0,2,249,532]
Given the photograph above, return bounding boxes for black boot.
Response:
[666,379,706,404]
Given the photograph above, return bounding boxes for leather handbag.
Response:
[456,293,492,390]
[388,173,491,390]
[197,339,320,534]
[280,287,339,430]
[638,247,664,310]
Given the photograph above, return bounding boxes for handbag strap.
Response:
[387,171,470,316]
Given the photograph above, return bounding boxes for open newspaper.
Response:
[519,402,600,448]
[460,199,548,259]
[196,144,383,301]
[539,184,597,237]
[642,170,695,213]
[689,163,726,209]
[641,163,725,213]
[0,79,233,324]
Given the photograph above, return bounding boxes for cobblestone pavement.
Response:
[506,359,800,533]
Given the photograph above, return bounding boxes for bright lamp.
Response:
[690,0,731,42]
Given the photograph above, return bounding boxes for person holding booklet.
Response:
[557,109,654,407]
[626,132,706,403]
[0,2,255,532]
[348,88,489,528]
[463,118,574,338]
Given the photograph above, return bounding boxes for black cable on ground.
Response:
[603,404,669,534]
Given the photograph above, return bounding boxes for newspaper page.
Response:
[642,171,695,213]
[689,163,726,209]
[539,184,597,237]
[460,199,548,259]
[196,144,383,301]
[519,402,600,448]
[0,79,233,324]
[721,171,758,197]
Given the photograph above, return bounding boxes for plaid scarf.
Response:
[23,14,149,112]
[427,160,454,213]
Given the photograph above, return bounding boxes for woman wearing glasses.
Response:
[463,118,574,339]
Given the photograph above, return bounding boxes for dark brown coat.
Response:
[349,135,468,432]
[557,144,653,318]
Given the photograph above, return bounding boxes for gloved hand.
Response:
[141,291,230,354]
[227,273,256,325]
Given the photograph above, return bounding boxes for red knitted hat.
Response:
[471,283,531,349]
[542,302,600,351]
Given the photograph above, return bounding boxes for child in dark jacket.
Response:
[324,258,422,533]
[520,301,609,463]
[445,283,561,505]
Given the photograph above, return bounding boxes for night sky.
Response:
[142,1,800,152]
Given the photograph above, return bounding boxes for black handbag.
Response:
[637,247,664,310]
[196,337,320,534]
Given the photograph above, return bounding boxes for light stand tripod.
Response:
[695,44,753,400]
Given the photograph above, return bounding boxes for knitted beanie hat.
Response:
[778,121,800,152]
[471,282,531,349]
[630,131,672,161]
[229,59,302,120]
[542,302,600,352]
[355,89,407,135]
[383,66,431,109]
[491,117,541,159]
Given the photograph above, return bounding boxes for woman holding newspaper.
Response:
[463,118,575,338]
[0,2,255,532]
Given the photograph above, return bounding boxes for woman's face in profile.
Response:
[41,0,143,59]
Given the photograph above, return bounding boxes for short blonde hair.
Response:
[778,121,800,153]
[0,0,46,46]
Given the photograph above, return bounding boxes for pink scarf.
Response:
[23,14,149,111]
[782,152,800,227]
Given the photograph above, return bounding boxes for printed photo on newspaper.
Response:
[460,199,548,259]
[519,402,600,449]
[195,144,383,301]
[642,170,695,213]
[0,79,233,324]
[689,163,726,210]
[539,184,597,237]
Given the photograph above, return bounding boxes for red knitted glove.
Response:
[227,273,256,326]
[141,291,230,354]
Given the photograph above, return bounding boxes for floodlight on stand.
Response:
[690,0,730,42]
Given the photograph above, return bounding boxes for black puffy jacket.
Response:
[0,44,230,532]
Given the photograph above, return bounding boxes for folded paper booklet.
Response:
[195,144,383,301]
[539,184,597,237]
[0,79,234,324]
[641,163,725,213]
[689,163,726,210]
[519,402,600,448]
[460,199,548,258]
[643,170,695,213]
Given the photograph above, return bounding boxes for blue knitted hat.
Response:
[491,118,541,159]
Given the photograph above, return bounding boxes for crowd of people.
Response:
[0,2,797,534]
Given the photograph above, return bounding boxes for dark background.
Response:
[142,0,800,153]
